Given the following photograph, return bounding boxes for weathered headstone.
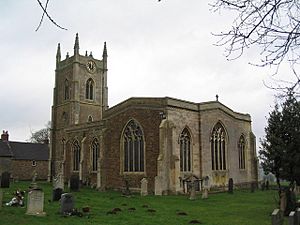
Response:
[271,209,283,225]
[228,178,233,194]
[70,175,79,192]
[189,181,196,200]
[52,188,63,201]
[140,178,148,196]
[60,193,74,215]
[53,173,64,190]
[288,211,296,225]
[1,172,10,188]
[202,188,208,199]
[154,176,163,196]
[26,189,46,216]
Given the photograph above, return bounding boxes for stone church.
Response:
[50,34,258,194]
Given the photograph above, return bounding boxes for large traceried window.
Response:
[238,135,246,169]
[86,78,94,100]
[123,120,145,172]
[72,140,80,171]
[211,122,227,171]
[91,138,99,172]
[64,79,70,100]
[179,128,192,172]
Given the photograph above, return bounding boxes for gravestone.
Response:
[26,189,46,216]
[60,193,74,215]
[189,180,196,200]
[1,172,10,188]
[228,178,233,194]
[140,178,148,196]
[154,176,163,196]
[280,192,287,214]
[70,175,79,192]
[53,173,64,190]
[52,188,63,201]
[288,211,296,225]
[0,189,2,209]
[271,209,283,225]
[202,188,208,199]
[250,182,256,193]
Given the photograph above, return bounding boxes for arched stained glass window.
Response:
[91,138,99,171]
[179,128,191,172]
[123,120,144,172]
[86,78,94,100]
[238,135,246,169]
[210,122,227,171]
[72,140,80,171]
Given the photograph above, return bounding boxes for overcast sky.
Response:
[0,0,288,146]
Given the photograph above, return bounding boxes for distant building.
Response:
[0,131,49,180]
[50,34,258,194]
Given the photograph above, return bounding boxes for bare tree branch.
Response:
[36,0,67,31]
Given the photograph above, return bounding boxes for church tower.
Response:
[49,34,108,178]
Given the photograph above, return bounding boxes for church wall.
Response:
[103,107,162,192]
[166,107,201,191]
[200,108,255,186]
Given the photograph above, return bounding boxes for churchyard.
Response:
[0,181,298,225]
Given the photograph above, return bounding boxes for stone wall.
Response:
[11,160,48,180]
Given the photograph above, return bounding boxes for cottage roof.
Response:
[0,140,48,160]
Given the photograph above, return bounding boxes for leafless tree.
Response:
[35,0,67,31]
[211,0,300,93]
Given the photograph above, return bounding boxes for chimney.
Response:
[1,130,9,142]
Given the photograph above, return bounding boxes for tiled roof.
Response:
[0,140,48,160]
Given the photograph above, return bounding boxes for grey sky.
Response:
[0,0,284,145]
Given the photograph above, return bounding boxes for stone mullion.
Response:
[219,135,223,170]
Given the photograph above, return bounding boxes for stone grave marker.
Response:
[70,175,79,192]
[1,172,10,188]
[288,211,296,225]
[60,193,74,215]
[26,188,46,216]
[250,182,256,193]
[154,176,162,196]
[228,178,233,194]
[140,178,148,196]
[280,191,287,213]
[53,173,64,190]
[52,188,63,201]
[271,209,283,225]
[0,189,2,209]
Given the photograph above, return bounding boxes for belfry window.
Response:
[122,120,144,172]
[238,135,246,169]
[72,140,80,171]
[91,138,99,172]
[86,78,94,100]
[64,79,70,100]
[210,122,227,171]
[179,128,192,172]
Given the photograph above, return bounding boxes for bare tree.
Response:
[29,121,51,143]
[211,0,300,92]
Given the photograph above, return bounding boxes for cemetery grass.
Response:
[0,181,287,225]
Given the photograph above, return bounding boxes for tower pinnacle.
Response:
[74,33,79,55]
[56,43,61,67]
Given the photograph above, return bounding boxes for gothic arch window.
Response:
[238,135,246,169]
[64,79,70,100]
[210,122,227,171]
[122,120,145,172]
[86,78,94,100]
[91,138,99,172]
[72,140,80,171]
[179,128,192,172]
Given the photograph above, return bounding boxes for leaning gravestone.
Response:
[228,178,233,194]
[1,172,10,188]
[70,175,79,192]
[26,188,46,216]
[60,193,74,215]
[140,178,148,196]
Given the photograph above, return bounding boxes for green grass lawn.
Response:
[0,181,287,225]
